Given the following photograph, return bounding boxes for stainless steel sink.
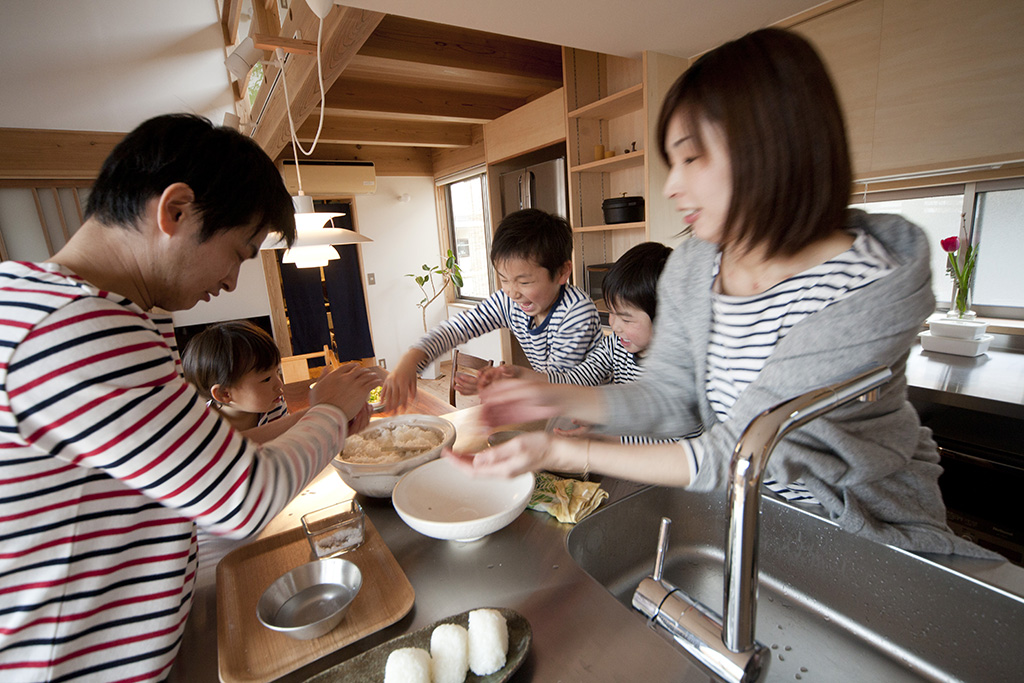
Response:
[567,485,1024,682]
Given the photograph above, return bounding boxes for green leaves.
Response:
[405,249,465,331]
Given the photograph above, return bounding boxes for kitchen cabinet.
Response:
[562,48,688,296]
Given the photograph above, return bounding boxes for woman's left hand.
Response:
[444,431,558,478]
[347,402,372,435]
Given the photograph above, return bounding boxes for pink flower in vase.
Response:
[939,235,979,319]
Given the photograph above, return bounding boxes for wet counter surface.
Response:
[169,406,706,683]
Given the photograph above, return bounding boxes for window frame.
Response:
[437,168,493,303]
[854,176,1024,321]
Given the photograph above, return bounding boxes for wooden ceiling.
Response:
[243,4,564,175]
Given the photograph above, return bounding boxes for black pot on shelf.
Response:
[602,195,644,224]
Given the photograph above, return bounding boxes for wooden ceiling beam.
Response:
[221,0,244,45]
[322,78,524,124]
[0,128,123,181]
[359,15,562,81]
[342,54,561,99]
[252,5,385,160]
[297,115,474,148]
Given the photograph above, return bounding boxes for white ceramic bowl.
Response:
[392,458,535,542]
[332,415,456,497]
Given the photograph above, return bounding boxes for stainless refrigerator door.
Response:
[525,158,567,219]
[499,170,527,217]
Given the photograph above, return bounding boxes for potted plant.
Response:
[406,250,463,378]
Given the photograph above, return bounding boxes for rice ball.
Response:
[383,647,431,683]
[430,623,469,683]
[467,609,508,676]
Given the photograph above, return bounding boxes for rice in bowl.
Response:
[341,424,445,464]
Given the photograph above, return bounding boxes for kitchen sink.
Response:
[567,485,1024,682]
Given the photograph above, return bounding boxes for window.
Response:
[851,177,1024,319]
[442,172,492,300]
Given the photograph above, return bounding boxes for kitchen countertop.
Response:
[166,348,1023,683]
[905,342,1024,420]
[169,406,702,683]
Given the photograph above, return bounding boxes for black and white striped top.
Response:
[706,230,896,502]
[547,334,699,444]
[414,285,602,374]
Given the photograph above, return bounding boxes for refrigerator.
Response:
[499,158,568,219]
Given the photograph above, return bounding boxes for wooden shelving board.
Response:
[567,83,644,121]
[570,149,645,174]
[573,221,645,233]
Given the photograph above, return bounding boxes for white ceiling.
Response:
[0,0,826,133]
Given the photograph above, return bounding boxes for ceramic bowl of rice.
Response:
[332,415,456,497]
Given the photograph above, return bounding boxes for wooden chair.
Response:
[280,345,341,384]
[449,349,494,405]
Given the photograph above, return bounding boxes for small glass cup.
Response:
[301,499,365,559]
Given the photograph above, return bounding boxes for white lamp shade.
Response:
[261,195,373,250]
[282,244,340,268]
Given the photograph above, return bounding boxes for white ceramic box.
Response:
[918,331,993,357]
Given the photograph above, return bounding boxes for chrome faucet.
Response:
[633,364,892,683]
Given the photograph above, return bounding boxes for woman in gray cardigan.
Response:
[449,28,993,558]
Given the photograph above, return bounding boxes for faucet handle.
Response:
[653,517,671,581]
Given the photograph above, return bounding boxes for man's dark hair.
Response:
[490,209,572,277]
[603,242,672,321]
[85,114,296,246]
[656,28,851,258]
[182,321,282,401]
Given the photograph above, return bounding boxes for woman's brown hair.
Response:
[657,28,852,258]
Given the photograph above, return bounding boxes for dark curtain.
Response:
[279,260,331,358]
[323,247,375,361]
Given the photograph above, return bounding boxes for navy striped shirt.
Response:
[414,285,602,373]
[0,261,346,682]
[706,230,895,502]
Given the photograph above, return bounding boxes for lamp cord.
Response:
[277,15,328,195]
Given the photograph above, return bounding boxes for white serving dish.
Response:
[392,458,535,542]
[918,331,993,357]
[927,318,989,340]
[332,415,456,497]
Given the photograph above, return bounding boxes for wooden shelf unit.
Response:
[563,48,648,288]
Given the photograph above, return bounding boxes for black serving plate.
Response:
[304,607,531,683]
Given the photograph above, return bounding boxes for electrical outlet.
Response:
[367,273,376,285]
[379,358,387,369]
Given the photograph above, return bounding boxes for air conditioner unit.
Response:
[281,160,376,195]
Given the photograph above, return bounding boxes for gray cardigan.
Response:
[600,211,995,557]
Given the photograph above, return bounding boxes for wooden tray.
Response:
[217,515,414,683]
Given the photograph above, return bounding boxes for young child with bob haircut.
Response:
[451,28,995,558]
[383,208,602,411]
[183,320,291,431]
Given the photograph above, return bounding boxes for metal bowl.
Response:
[256,558,362,640]
[332,415,457,497]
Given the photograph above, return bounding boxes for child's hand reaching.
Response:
[310,363,380,421]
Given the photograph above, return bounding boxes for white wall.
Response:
[355,176,505,370]
[355,177,444,369]
[0,0,236,132]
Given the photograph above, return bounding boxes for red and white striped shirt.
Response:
[0,261,346,682]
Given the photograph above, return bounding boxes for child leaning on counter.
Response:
[478,241,699,445]
[450,28,998,559]
[382,208,603,411]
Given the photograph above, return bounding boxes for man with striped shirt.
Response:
[383,209,602,411]
[0,115,379,682]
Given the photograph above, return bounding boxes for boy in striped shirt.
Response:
[383,208,602,411]
[0,114,380,682]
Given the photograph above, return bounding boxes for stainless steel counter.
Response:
[906,343,1024,420]
[168,467,710,682]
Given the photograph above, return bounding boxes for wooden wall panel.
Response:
[483,88,567,164]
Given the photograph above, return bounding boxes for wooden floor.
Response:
[415,360,481,410]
